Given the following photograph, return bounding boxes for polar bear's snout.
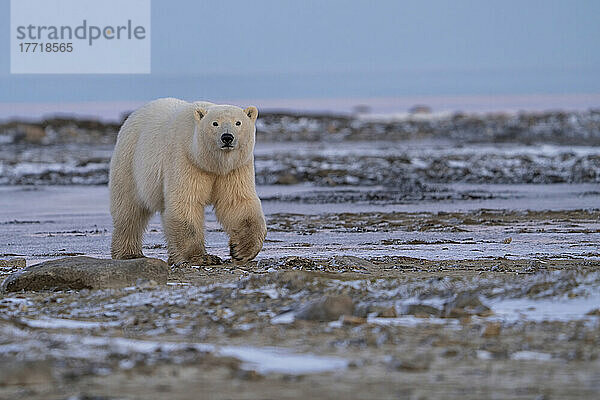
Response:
[220,132,235,148]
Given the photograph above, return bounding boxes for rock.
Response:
[441,348,460,358]
[586,308,600,316]
[482,322,501,337]
[275,173,299,185]
[0,258,26,269]
[1,256,168,292]
[443,292,491,318]
[234,368,263,381]
[404,304,441,317]
[333,256,376,269]
[354,304,397,318]
[342,315,366,325]
[278,271,313,292]
[18,124,46,144]
[389,354,432,372]
[296,295,354,322]
[376,306,397,318]
[135,278,159,288]
[352,304,369,318]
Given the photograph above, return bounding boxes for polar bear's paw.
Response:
[229,218,267,265]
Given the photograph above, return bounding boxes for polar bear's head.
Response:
[191,104,258,174]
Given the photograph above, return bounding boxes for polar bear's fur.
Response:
[109,98,266,265]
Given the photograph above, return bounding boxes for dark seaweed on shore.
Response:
[1,109,600,146]
[1,110,599,186]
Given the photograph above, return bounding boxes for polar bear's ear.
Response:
[244,106,258,122]
[193,107,208,123]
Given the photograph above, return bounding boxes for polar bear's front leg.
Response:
[162,207,222,266]
[215,197,267,265]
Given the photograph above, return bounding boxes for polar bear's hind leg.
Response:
[110,183,152,260]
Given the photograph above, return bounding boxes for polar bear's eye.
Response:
[235,121,241,126]
[212,121,219,127]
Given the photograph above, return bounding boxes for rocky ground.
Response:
[0,109,599,399]
[0,110,599,186]
[0,252,599,399]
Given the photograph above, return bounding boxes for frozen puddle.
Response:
[94,338,349,375]
[0,327,348,375]
[511,351,554,361]
[272,311,459,328]
[477,350,554,361]
[219,345,348,374]
[487,292,600,322]
[20,317,123,330]
[365,315,459,327]
[271,311,295,324]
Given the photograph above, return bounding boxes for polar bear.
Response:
[109,98,266,266]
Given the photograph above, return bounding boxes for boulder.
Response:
[404,304,441,317]
[1,256,168,292]
[296,295,354,322]
[443,292,491,318]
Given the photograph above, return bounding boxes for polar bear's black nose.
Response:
[221,133,234,145]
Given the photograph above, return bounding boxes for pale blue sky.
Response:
[1,0,599,102]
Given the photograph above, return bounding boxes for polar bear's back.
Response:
[111,98,192,212]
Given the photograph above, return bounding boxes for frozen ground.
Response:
[1,141,599,187]
[1,184,599,264]
[1,109,600,186]
[1,181,599,399]
[0,110,599,399]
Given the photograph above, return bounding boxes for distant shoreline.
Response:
[0,93,599,123]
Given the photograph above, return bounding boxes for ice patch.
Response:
[219,345,348,374]
[261,288,280,299]
[0,297,31,305]
[487,291,600,322]
[367,316,459,327]
[0,329,348,375]
[271,311,295,324]
[327,318,344,329]
[240,286,282,299]
[20,317,122,329]
[331,279,365,290]
[511,351,553,361]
